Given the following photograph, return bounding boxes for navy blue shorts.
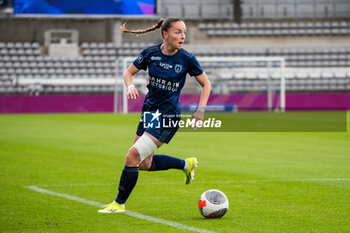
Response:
[136,120,178,144]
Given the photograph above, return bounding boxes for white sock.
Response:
[183,160,189,170]
[113,201,125,207]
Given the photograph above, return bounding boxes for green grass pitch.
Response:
[1,113,349,232]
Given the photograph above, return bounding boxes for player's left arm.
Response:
[193,71,211,122]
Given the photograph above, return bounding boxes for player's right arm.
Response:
[124,63,140,99]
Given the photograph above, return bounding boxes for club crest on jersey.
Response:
[175,64,183,73]
[137,54,143,63]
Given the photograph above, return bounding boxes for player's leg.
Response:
[98,132,161,213]
[130,119,190,172]
[116,132,162,203]
[143,154,185,170]
[139,127,198,184]
[147,155,198,184]
[144,155,198,184]
[140,154,184,171]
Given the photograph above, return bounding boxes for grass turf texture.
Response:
[0,113,349,233]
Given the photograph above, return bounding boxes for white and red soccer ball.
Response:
[198,189,229,218]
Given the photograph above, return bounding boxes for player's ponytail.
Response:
[121,17,182,38]
[121,18,165,35]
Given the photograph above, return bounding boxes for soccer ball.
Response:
[198,189,229,218]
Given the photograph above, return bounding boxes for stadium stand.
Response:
[160,0,350,20]
[200,21,350,37]
[1,41,349,95]
[0,0,349,95]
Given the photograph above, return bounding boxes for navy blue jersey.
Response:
[133,44,203,115]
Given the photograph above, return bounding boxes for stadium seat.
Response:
[98,43,106,49]
[7,42,14,48]
[90,42,98,48]
[32,42,40,48]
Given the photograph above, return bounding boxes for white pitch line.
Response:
[36,178,350,187]
[24,186,215,233]
[38,183,117,187]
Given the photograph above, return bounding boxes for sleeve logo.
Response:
[137,54,143,63]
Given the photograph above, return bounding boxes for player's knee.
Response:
[132,134,157,164]
[125,147,141,166]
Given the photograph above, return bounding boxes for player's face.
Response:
[164,21,186,50]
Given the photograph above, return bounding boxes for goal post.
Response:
[114,56,286,114]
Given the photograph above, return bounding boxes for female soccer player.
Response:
[98,17,211,213]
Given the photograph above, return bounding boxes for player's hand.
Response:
[127,85,139,99]
[192,109,204,130]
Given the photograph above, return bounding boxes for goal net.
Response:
[114,56,286,113]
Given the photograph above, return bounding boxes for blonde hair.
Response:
[120,17,182,37]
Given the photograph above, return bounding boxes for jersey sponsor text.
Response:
[150,76,180,92]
